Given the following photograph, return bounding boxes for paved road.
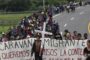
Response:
[53,5,90,39]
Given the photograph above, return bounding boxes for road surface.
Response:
[53,5,90,39]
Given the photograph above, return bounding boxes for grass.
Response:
[0,26,10,34]
[0,13,32,33]
[0,26,11,36]
[0,13,31,21]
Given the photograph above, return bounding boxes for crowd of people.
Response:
[0,6,60,42]
[0,1,88,42]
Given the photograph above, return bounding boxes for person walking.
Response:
[31,33,44,60]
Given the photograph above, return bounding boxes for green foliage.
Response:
[0,0,68,12]
[0,0,31,11]
[46,0,67,5]
[0,0,81,12]
[66,0,79,2]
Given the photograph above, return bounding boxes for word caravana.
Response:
[2,39,34,50]
[1,39,87,50]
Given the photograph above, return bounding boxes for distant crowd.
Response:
[0,5,60,42]
[0,1,88,42]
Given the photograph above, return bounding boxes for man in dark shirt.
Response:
[54,32,62,40]
[83,40,90,60]
[31,33,44,60]
[83,33,88,40]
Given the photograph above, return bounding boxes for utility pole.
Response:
[43,0,45,10]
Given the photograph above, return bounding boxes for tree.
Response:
[6,0,31,11]
[0,0,68,12]
[66,0,80,3]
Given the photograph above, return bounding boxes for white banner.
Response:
[0,38,88,60]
